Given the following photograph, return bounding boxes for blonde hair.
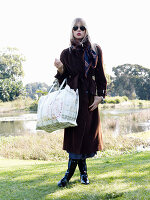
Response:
[70,18,97,52]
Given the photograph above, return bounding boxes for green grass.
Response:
[0,151,150,199]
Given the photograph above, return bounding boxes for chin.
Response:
[76,36,84,40]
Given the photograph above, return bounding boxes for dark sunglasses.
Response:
[73,26,86,31]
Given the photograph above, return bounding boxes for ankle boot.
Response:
[78,159,89,184]
[58,159,77,187]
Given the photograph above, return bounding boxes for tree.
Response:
[110,64,150,100]
[0,47,25,79]
[25,82,49,99]
[0,47,25,102]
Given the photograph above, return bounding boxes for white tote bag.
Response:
[36,79,79,133]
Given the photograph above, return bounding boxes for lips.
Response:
[77,33,81,36]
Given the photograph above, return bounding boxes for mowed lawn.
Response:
[0,151,150,200]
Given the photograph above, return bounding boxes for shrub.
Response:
[29,100,38,112]
[122,96,128,101]
[115,98,121,104]
[105,96,129,104]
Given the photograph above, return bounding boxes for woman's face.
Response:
[72,22,86,40]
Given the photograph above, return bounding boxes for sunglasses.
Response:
[73,26,86,31]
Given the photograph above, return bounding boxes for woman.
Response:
[54,18,107,187]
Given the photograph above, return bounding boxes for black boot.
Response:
[78,159,89,184]
[58,159,77,187]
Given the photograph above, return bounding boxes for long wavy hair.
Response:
[70,18,97,52]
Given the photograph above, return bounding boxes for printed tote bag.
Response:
[36,79,79,133]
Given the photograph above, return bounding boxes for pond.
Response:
[0,108,150,137]
[0,112,37,136]
[101,107,150,136]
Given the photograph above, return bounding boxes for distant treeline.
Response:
[25,64,150,100]
[25,82,50,100]
[0,47,150,101]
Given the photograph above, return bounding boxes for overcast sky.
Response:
[0,0,150,85]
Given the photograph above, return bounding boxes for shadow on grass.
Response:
[0,151,149,199]
[0,162,68,199]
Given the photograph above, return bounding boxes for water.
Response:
[0,111,37,136]
[0,108,150,137]
[100,107,150,135]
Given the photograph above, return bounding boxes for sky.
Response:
[0,0,150,86]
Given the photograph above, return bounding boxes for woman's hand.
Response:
[89,96,103,111]
[54,58,64,74]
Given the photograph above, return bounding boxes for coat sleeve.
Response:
[54,49,69,84]
[95,45,107,97]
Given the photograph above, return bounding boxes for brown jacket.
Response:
[55,45,107,154]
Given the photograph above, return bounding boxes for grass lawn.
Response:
[0,151,150,200]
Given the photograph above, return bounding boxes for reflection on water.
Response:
[0,121,37,136]
[0,108,150,137]
[100,107,150,136]
[0,112,37,136]
[113,120,150,137]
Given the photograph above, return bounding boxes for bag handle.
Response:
[58,78,67,91]
[48,78,67,94]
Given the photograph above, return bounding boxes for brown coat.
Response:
[55,45,107,154]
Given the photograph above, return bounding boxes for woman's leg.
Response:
[78,159,89,184]
[58,158,78,187]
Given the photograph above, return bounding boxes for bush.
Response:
[29,100,38,112]
[105,96,129,104]
[122,96,129,101]
[115,98,121,104]
[105,99,116,104]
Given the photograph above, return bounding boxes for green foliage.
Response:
[0,47,25,80]
[0,47,25,102]
[36,90,48,96]
[110,64,150,100]
[105,96,128,104]
[25,82,49,99]
[29,100,38,111]
[122,96,128,101]
[0,79,25,102]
